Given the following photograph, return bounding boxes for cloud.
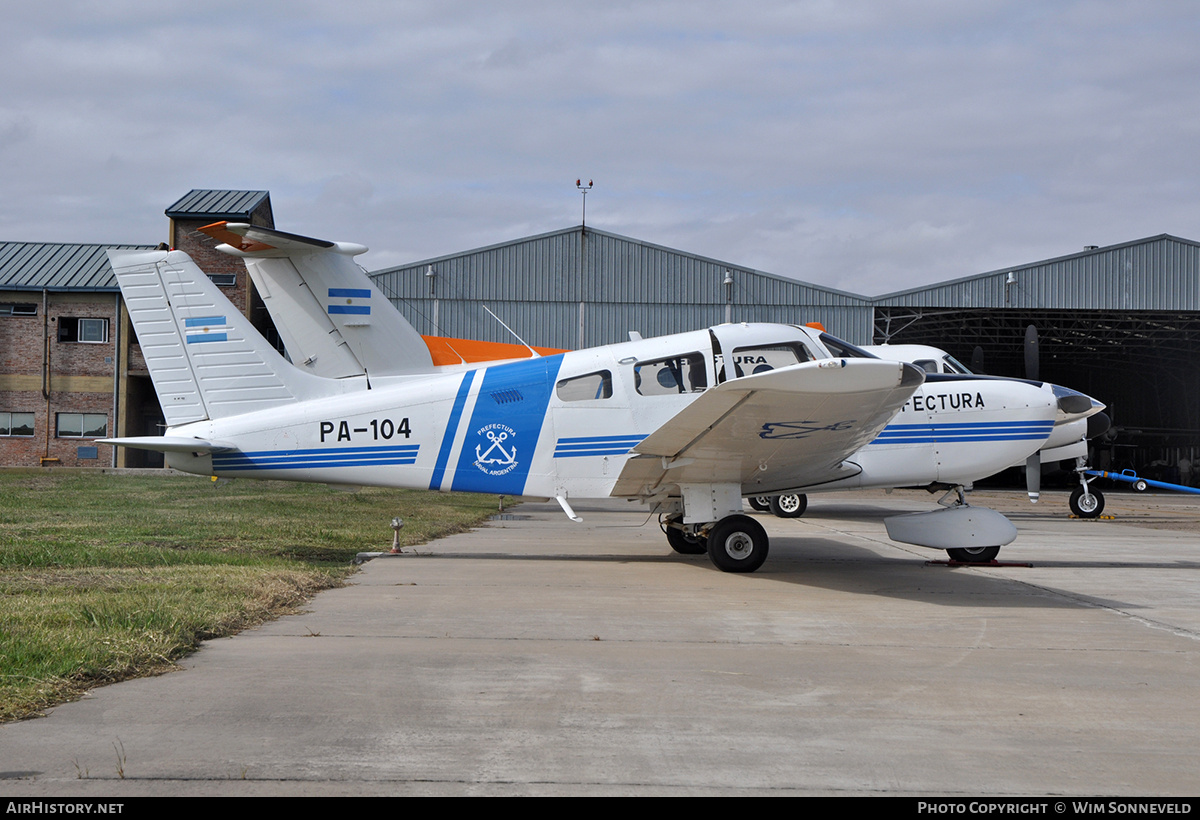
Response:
[3,1,1200,293]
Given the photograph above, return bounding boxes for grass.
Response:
[0,471,499,722]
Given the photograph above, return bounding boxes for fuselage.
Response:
[162,324,1058,501]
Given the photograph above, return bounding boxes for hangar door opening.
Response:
[874,308,1200,487]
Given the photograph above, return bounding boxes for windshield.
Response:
[819,333,878,359]
[942,354,974,374]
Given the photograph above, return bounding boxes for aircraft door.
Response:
[549,352,638,499]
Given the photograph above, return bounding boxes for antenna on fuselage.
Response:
[482,305,540,359]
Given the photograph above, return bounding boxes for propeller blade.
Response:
[970,345,985,374]
[1024,324,1039,381]
[1088,411,1112,439]
[1026,453,1041,503]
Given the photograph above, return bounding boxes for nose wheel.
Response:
[1069,486,1105,518]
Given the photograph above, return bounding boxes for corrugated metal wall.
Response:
[371,227,873,348]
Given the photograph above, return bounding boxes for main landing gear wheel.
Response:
[748,496,772,512]
[664,516,707,555]
[1069,486,1105,518]
[706,514,769,573]
[946,546,1000,563]
[769,493,807,518]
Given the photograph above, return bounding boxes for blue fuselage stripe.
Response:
[213,445,420,472]
[553,434,644,458]
[429,371,476,490]
[450,355,564,495]
[869,420,1055,446]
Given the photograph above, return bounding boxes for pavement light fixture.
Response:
[390,517,404,554]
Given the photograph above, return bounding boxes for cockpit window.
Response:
[634,353,707,395]
[914,359,940,373]
[819,333,877,359]
[556,370,613,401]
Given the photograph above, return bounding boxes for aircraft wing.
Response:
[611,359,924,497]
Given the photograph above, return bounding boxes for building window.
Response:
[58,317,109,343]
[56,413,108,438]
[207,273,237,287]
[0,303,37,316]
[0,412,35,437]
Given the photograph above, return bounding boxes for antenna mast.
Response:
[575,179,593,228]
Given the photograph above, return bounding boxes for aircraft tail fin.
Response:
[107,248,344,427]
[199,222,435,379]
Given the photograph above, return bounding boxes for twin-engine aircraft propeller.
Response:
[968,325,1110,503]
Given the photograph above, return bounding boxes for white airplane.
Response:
[100,223,1084,570]
[864,343,1110,517]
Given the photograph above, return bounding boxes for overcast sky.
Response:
[3,1,1198,294]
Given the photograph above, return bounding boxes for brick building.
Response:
[0,190,275,468]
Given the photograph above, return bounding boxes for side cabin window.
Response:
[556,370,614,402]
[724,343,813,379]
[634,353,707,396]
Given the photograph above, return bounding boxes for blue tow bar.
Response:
[1084,469,1200,496]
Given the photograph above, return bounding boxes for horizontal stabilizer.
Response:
[198,222,347,256]
[99,436,235,454]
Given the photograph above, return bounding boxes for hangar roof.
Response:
[0,241,156,292]
[165,189,271,221]
[874,234,1200,311]
[370,225,872,347]
[375,225,866,303]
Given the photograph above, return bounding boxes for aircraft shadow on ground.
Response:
[405,537,1146,612]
